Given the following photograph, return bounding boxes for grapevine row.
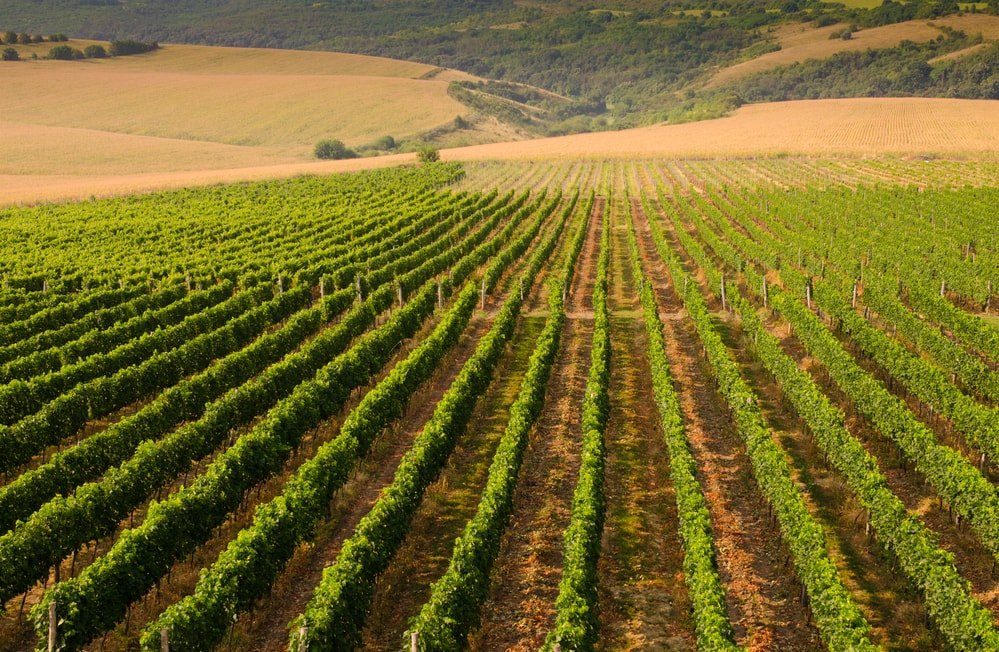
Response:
[408,191,590,650]
[543,192,611,652]
[287,192,566,652]
[647,192,879,651]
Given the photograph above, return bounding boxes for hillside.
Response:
[706,13,999,87]
[4,94,999,207]
[3,0,999,135]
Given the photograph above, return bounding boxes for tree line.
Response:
[1,35,158,61]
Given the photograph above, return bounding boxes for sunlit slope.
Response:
[0,42,467,171]
[5,96,999,207]
[444,98,999,159]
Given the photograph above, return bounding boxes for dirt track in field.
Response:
[469,199,602,651]
[593,195,696,650]
[630,195,824,651]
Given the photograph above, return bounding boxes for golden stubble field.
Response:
[0,42,469,181]
[2,38,999,207]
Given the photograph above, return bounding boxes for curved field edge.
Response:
[4,96,999,208]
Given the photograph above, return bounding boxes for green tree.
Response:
[417,145,441,164]
[314,138,357,160]
[2,47,19,61]
[84,44,108,58]
[374,135,396,150]
[48,44,83,60]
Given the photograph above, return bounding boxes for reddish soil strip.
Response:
[469,200,602,650]
[630,197,823,651]
[360,313,546,648]
[232,314,496,652]
[595,196,696,650]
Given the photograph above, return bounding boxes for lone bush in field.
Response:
[109,39,158,56]
[2,47,18,61]
[84,44,108,59]
[314,138,357,160]
[374,135,396,150]
[417,146,441,164]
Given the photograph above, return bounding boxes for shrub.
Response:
[109,39,158,56]
[84,44,108,58]
[374,135,396,150]
[48,44,84,60]
[314,138,357,160]
[417,145,441,164]
[4,31,16,45]
[2,47,18,61]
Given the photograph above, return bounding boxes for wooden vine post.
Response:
[48,600,57,652]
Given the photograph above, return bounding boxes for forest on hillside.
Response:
[2,0,998,131]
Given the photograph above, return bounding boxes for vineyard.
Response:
[0,156,998,652]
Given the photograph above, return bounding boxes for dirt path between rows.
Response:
[630,196,823,651]
[594,195,696,649]
[469,199,602,650]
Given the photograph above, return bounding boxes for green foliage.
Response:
[292,190,560,652]
[373,134,396,150]
[409,192,585,651]
[108,38,158,56]
[83,43,106,58]
[1,46,18,60]
[314,138,357,160]
[713,30,999,102]
[47,43,83,59]
[417,145,440,164]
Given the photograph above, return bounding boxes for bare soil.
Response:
[469,199,602,650]
[594,195,696,650]
[630,195,824,651]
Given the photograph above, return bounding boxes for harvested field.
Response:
[6,95,999,207]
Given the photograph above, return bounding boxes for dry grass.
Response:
[5,97,999,207]
[5,36,999,208]
[0,41,468,190]
[2,61,463,152]
[443,98,999,160]
[4,40,439,77]
[706,14,999,88]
